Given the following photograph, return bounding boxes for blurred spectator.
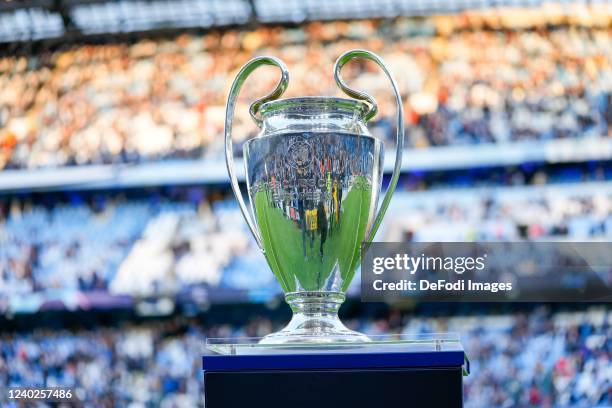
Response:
[385,186,612,242]
[0,181,610,298]
[0,13,611,170]
[0,307,609,407]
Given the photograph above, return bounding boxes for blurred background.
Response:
[0,0,611,406]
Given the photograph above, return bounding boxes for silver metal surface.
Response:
[334,49,404,243]
[224,49,404,344]
[224,56,290,249]
[244,132,383,294]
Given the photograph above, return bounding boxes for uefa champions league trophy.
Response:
[225,50,404,344]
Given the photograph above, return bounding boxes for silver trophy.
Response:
[225,50,404,344]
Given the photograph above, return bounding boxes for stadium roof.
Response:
[1,0,609,43]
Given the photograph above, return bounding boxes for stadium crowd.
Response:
[0,182,610,299]
[386,184,612,241]
[0,189,270,299]
[0,12,611,169]
[0,307,609,407]
[0,5,610,408]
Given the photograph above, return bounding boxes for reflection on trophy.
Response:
[225,50,404,344]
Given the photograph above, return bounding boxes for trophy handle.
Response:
[225,56,290,249]
[334,49,404,243]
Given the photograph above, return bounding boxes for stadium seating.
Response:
[1,308,609,407]
[1,183,610,299]
[0,6,610,408]
[0,17,610,169]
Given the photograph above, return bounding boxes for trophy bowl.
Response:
[225,50,404,344]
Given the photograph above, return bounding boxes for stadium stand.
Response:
[0,15,611,170]
[1,179,611,301]
[1,308,609,407]
[0,2,610,407]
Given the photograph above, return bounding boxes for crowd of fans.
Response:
[0,189,269,299]
[109,198,271,296]
[0,307,609,407]
[385,184,612,241]
[1,6,610,408]
[0,11,611,170]
[0,182,610,299]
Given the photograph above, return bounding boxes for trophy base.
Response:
[205,364,464,408]
[259,291,370,344]
[203,334,468,408]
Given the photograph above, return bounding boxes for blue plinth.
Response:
[203,338,468,408]
[203,348,466,372]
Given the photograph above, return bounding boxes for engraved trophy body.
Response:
[225,50,404,344]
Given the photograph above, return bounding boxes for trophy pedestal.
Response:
[203,334,468,408]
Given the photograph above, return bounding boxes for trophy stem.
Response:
[259,292,371,344]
